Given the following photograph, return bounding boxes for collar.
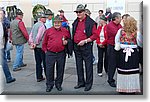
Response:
[15,17,22,21]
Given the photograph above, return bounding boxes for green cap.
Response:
[54,15,63,22]
[100,15,107,21]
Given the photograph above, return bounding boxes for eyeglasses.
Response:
[76,11,83,14]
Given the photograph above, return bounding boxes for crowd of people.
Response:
[0,3,143,94]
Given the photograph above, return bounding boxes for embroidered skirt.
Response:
[116,48,141,93]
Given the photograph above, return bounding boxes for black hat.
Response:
[58,9,64,13]
[16,9,23,15]
[100,15,107,22]
[74,4,86,12]
[54,15,63,22]
[45,9,53,15]
[37,12,47,18]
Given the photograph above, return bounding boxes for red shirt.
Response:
[96,25,108,45]
[74,17,98,43]
[10,17,29,40]
[42,27,70,53]
[106,21,122,45]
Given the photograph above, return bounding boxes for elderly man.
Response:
[29,12,47,82]
[10,9,29,71]
[42,15,70,92]
[72,4,98,91]
[106,12,122,87]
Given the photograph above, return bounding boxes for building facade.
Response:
[0,0,142,28]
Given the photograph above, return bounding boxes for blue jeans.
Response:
[1,49,14,82]
[13,45,24,69]
[6,50,11,60]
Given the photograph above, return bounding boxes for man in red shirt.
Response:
[72,4,98,91]
[42,15,70,92]
[106,12,122,87]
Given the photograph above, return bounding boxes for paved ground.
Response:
[0,29,143,95]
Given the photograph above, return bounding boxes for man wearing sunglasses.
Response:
[72,4,98,91]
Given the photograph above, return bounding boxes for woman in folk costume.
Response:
[115,16,141,94]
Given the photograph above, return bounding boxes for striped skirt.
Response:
[116,48,141,93]
[116,73,141,93]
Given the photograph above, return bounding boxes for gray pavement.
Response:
[1,43,120,95]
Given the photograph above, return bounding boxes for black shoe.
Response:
[13,68,21,72]
[74,84,85,89]
[108,81,116,87]
[19,64,27,67]
[46,86,53,92]
[37,78,45,82]
[56,86,62,91]
[84,87,92,91]
[7,78,16,83]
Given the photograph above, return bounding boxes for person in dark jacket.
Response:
[72,4,98,91]
[0,8,16,83]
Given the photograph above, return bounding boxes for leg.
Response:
[55,52,66,89]
[1,49,15,83]
[82,44,93,90]
[74,45,85,86]
[97,47,104,74]
[45,51,56,87]
[13,45,24,69]
[107,45,117,87]
[104,47,108,73]
[34,48,43,80]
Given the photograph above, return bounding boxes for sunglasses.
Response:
[76,11,83,14]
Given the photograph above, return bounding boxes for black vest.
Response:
[72,15,97,40]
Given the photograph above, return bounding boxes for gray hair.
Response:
[112,12,121,21]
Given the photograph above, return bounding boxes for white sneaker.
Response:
[98,73,102,77]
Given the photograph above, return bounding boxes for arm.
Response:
[18,21,29,40]
[42,31,48,53]
[35,25,46,44]
[114,29,122,51]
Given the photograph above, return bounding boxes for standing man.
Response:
[0,8,16,83]
[45,9,53,29]
[10,9,29,71]
[106,12,122,87]
[72,4,98,91]
[42,15,70,92]
[29,12,47,82]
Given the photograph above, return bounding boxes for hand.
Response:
[98,44,105,48]
[77,40,86,46]
[63,40,68,45]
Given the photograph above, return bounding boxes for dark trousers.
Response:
[74,43,93,89]
[107,44,117,83]
[46,51,66,87]
[97,46,108,73]
[34,48,46,79]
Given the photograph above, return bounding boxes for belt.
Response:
[48,50,65,54]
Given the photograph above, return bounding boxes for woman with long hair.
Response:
[115,16,141,94]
